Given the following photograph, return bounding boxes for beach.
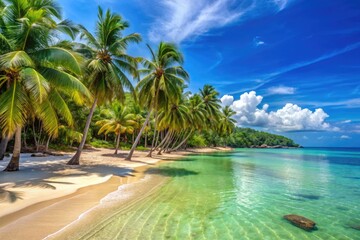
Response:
[0,147,231,240]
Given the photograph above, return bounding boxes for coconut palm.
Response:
[67,7,141,165]
[156,98,189,154]
[219,106,236,135]
[0,0,89,171]
[169,93,207,152]
[96,102,135,154]
[200,84,221,129]
[126,42,189,160]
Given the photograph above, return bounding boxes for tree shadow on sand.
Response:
[145,167,199,177]
[0,187,23,203]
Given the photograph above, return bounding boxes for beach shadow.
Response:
[102,153,128,158]
[145,167,199,177]
[0,186,23,203]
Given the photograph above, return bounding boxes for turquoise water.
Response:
[83,148,360,239]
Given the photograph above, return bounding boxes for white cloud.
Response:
[268,86,296,95]
[340,135,351,139]
[148,0,293,43]
[220,94,234,107]
[341,120,352,123]
[253,36,265,46]
[221,91,335,132]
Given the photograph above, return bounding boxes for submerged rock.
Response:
[294,193,321,200]
[284,214,317,231]
[349,225,360,231]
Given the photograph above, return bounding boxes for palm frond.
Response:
[0,51,34,69]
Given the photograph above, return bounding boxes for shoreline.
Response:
[0,147,232,239]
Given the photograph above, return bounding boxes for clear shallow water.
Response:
[83,148,360,239]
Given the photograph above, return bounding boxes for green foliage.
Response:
[227,128,299,148]
[188,134,207,148]
[90,139,114,148]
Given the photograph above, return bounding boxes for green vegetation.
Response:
[0,0,299,171]
[188,128,299,148]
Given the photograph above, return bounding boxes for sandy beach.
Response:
[0,147,231,240]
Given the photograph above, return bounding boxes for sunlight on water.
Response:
[81,148,360,240]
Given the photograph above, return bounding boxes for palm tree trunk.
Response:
[167,132,183,153]
[125,112,151,161]
[164,132,176,152]
[147,111,159,158]
[115,133,121,154]
[4,128,21,171]
[45,135,51,152]
[157,131,173,155]
[172,131,193,152]
[144,131,148,148]
[155,130,171,150]
[67,97,98,165]
[147,128,159,157]
[0,136,10,160]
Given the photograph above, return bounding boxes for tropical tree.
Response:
[96,103,135,154]
[219,106,236,135]
[126,42,189,160]
[67,7,141,165]
[200,84,221,128]
[0,0,89,171]
[155,97,189,154]
[169,93,206,152]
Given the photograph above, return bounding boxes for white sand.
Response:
[0,147,232,239]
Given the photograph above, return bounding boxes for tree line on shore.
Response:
[0,0,298,171]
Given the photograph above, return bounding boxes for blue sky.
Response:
[61,0,360,147]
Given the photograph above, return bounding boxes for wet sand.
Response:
[0,147,232,239]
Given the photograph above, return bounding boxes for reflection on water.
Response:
[76,148,360,240]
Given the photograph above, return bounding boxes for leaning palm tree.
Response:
[156,97,189,154]
[169,93,207,152]
[0,0,89,171]
[67,7,141,165]
[96,103,135,154]
[126,42,189,160]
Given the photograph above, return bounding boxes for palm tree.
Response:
[96,103,135,154]
[0,0,89,171]
[67,7,141,165]
[200,85,221,130]
[156,98,189,154]
[219,106,236,136]
[126,42,189,160]
[169,93,207,152]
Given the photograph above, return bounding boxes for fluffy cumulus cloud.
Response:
[148,0,294,43]
[220,95,234,107]
[221,91,334,132]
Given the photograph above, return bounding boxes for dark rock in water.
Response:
[336,206,349,211]
[294,193,321,200]
[30,153,48,157]
[284,214,317,231]
[349,225,360,231]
